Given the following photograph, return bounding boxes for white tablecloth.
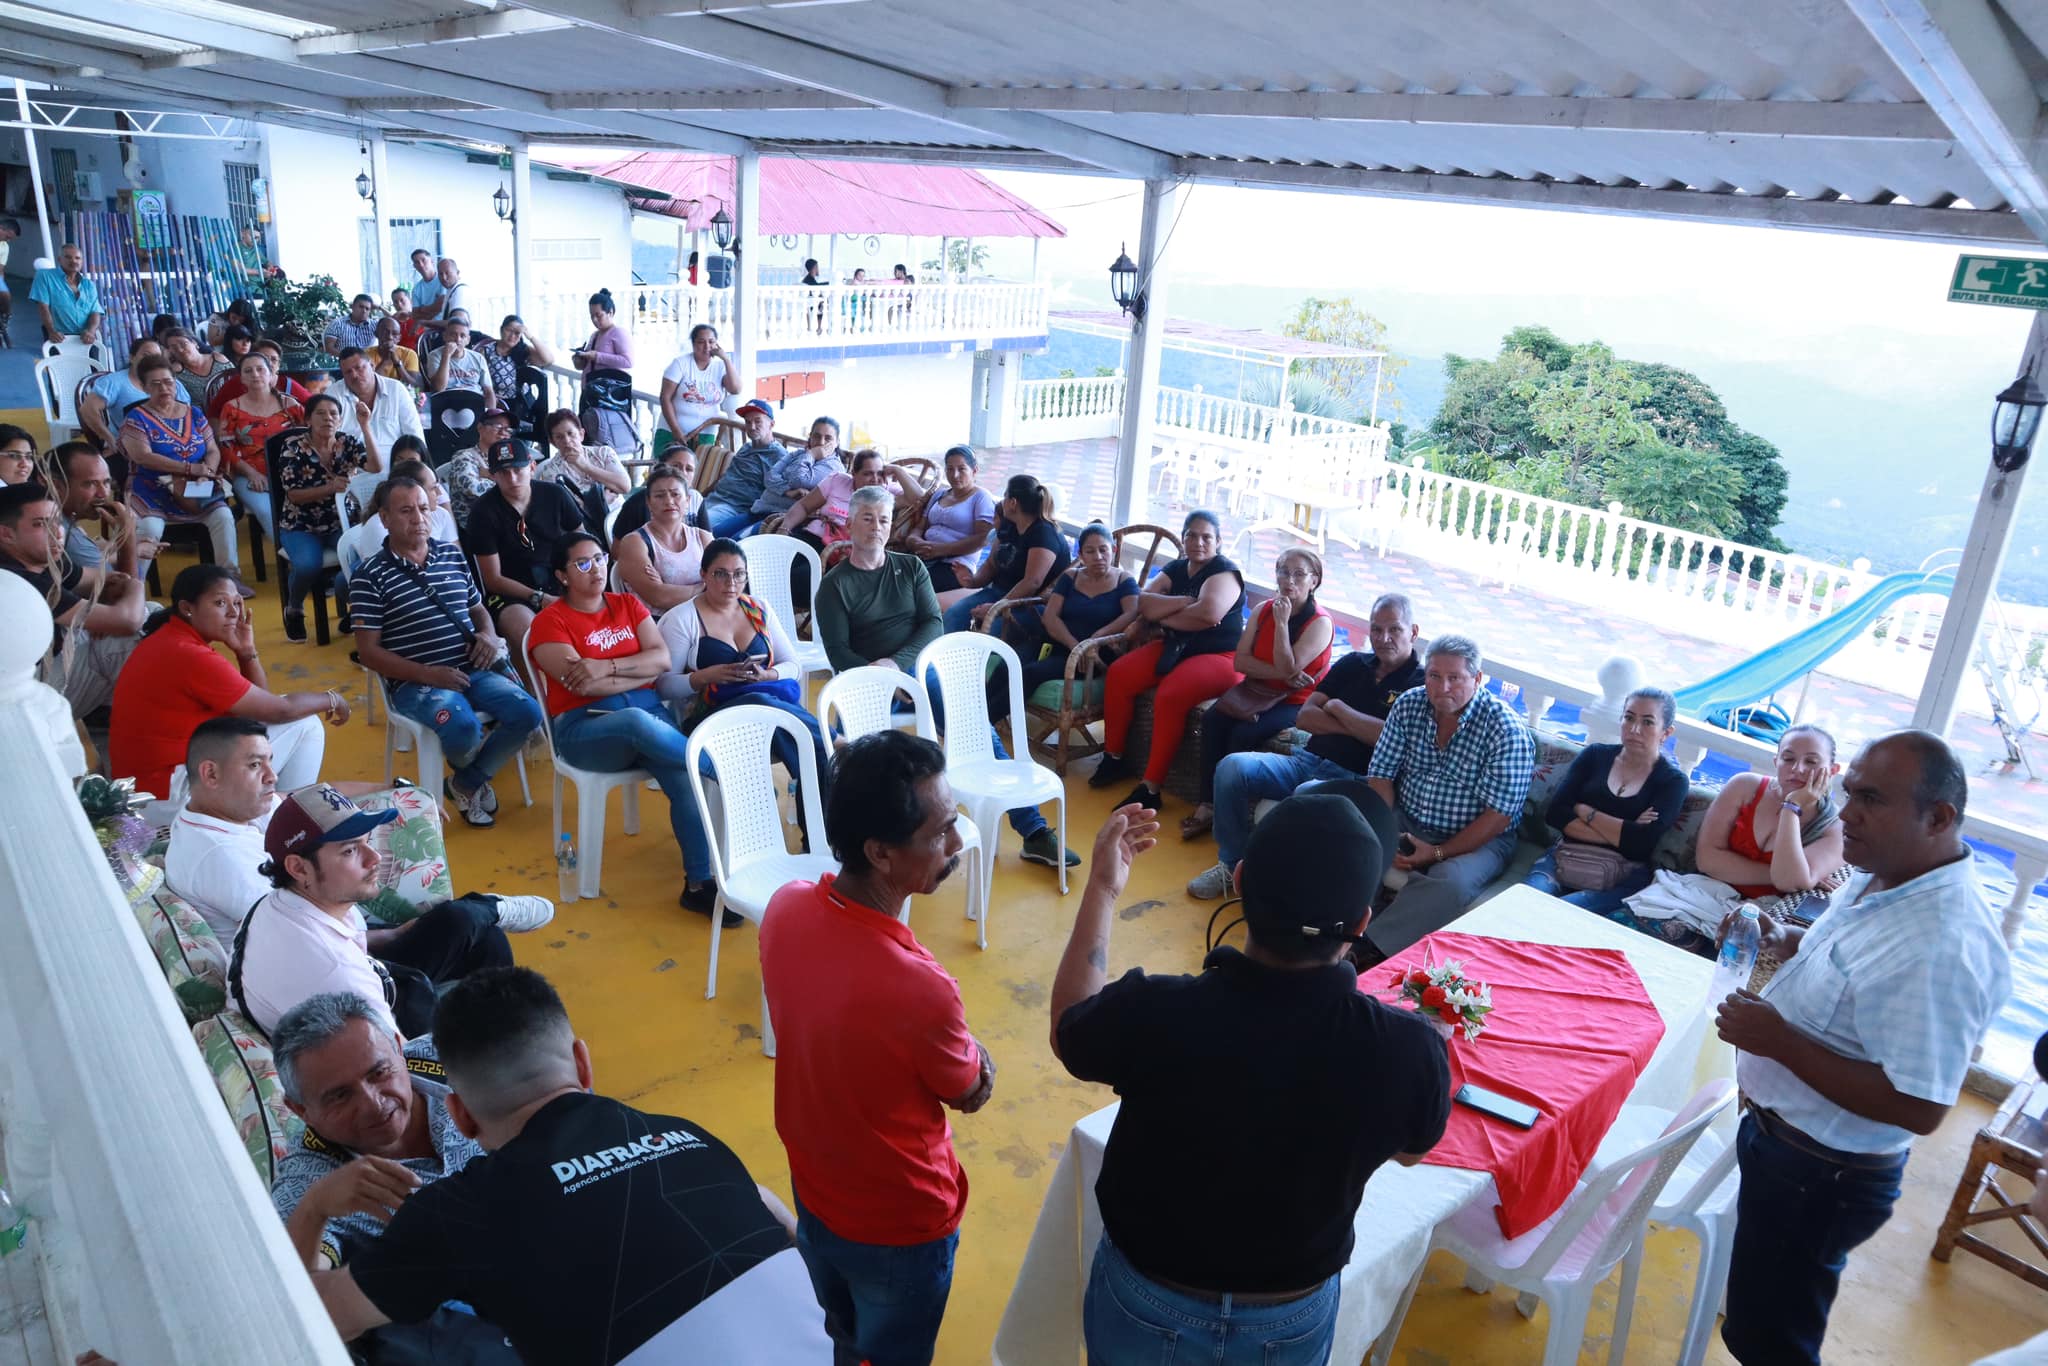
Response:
[991,885,1720,1366]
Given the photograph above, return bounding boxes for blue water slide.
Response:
[1672,570,1955,727]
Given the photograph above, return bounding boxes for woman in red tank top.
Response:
[1695,723,1847,901]
[1179,547,1335,840]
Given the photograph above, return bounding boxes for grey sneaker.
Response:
[446,779,495,828]
[1020,829,1080,868]
[1187,861,1235,900]
[1187,860,1228,901]
[491,895,555,933]
[473,778,499,815]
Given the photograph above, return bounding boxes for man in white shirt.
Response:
[1716,729,2012,1366]
[230,783,549,1038]
[165,716,287,940]
[334,347,425,457]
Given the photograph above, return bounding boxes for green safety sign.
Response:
[1949,255,2048,309]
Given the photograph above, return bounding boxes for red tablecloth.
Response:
[1362,931,1666,1238]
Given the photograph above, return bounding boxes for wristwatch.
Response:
[527,592,544,611]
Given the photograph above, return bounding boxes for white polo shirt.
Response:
[1737,853,2011,1154]
[164,795,281,942]
[238,888,397,1039]
[337,373,426,457]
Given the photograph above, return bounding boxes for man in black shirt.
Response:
[462,438,585,666]
[1051,790,1449,1362]
[1190,591,1425,899]
[315,967,823,1366]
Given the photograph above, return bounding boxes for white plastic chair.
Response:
[914,633,1069,940]
[521,633,650,902]
[33,355,93,443]
[41,337,112,369]
[683,705,837,1056]
[1371,1079,1736,1366]
[740,534,832,685]
[377,673,533,810]
[815,665,986,934]
[335,519,386,725]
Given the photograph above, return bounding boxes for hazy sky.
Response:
[977,169,2039,406]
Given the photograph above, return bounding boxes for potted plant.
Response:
[256,271,346,360]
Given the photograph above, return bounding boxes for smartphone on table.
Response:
[1454,1083,1540,1130]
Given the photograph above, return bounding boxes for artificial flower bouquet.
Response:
[1391,957,1494,1042]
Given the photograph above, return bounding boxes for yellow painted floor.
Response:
[132,525,2048,1364]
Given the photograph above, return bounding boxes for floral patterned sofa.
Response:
[124,783,454,1183]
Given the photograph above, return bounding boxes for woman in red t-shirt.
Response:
[526,531,724,920]
[1180,547,1335,840]
[108,564,349,801]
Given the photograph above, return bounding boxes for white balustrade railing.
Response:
[0,575,346,1364]
[1019,375,1124,423]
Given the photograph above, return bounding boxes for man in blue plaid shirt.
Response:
[1362,633,1534,961]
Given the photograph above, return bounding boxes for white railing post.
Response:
[0,574,350,1365]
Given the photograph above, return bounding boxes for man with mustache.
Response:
[760,730,993,1366]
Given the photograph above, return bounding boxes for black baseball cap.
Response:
[485,438,531,471]
[1238,783,1396,944]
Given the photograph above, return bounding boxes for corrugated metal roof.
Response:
[562,151,1066,239]
[1052,311,1380,362]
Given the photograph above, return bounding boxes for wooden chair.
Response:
[892,455,937,487]
[1932,1074,2048,1291]
[993,522,1185,774]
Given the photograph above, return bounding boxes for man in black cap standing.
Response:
[1049,788,1451,1363]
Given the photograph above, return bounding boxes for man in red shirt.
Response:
[760,729,993,1366]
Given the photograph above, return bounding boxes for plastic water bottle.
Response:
[0,1184,27,1257]
[556,833,578,902]
[1712,903,1763,1004]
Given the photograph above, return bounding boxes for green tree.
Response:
[1428,347,1551,462]
[921,240,991,277]
[1501,323,1573,372]
[1520,341,1653,473]
[1633,361,1789,550]
[1280,295,1404,423]
[1601,441,1741,536]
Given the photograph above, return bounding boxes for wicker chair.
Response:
[983,523,1185,773]
[892,455,937,486]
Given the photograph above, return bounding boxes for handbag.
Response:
[1210,678,1292,721]
[1551,840,1639,893]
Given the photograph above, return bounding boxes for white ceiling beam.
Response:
[507,0,1175,176]
[348,96,489,113]
[948,88,1961,143]
[61,0,292,62]
[630,0,879,14]
[296,10,563,55]
[548,87,866,110]
[753,141,1095,172]
[1185,158,2038,246]
[1843,0,2048,243]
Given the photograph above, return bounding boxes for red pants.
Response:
[1102,642,1242,786]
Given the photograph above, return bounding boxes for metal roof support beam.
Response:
[547,88,867,111]
[507,0,1175,177]
[948,88,1960,143]
[1182,158,2040,245]
[1113,177,1183,527]
[1843,0,2048,243]
[64,0,292,61]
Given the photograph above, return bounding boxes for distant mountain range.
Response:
[1037,278,2048,606]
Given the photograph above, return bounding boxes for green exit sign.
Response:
[1950,255,2048,308]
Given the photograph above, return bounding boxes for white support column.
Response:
[509,145,533,318]
[14,80,54,262]
[1913,308,2046,735]
[364,129,390,297]
[1111,178,1185,526]
[731,151,762,409]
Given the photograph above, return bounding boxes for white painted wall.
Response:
[764,350,976,456]
[259,127,631,306]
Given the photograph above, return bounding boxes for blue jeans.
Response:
[793,1194,956,1366]
[1524,846,1656,919]
[704,500,758,538]
[942,585,1004,634]
[279,526,340,614]
[1722,1112,1906,1366]
[1195,702,1302,804]
[550,695,713,881]
[1213,749,1361,867]
[1083,1234,1338,1366]
[387,667,544,792]
[920,666,1048,838]
[231,472,275,544]
[1365,822,1520,957]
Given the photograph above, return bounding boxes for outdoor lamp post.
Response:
[1109,243,1143,320]
[1991,369,2046,471]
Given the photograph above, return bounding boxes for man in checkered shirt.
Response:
[1360,633,1534,961]
[1717,730,2010,1365]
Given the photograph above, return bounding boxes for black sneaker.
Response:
[1115,784,1161,814]
[283,610,308,644]
[1087,751,1133,789]
[681,881,743,928]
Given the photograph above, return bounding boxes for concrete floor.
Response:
[107,521,2047,1366]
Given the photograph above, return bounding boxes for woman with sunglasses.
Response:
[527,532,726,921]
[1177,547,1334,840]
[656,538,831,799]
